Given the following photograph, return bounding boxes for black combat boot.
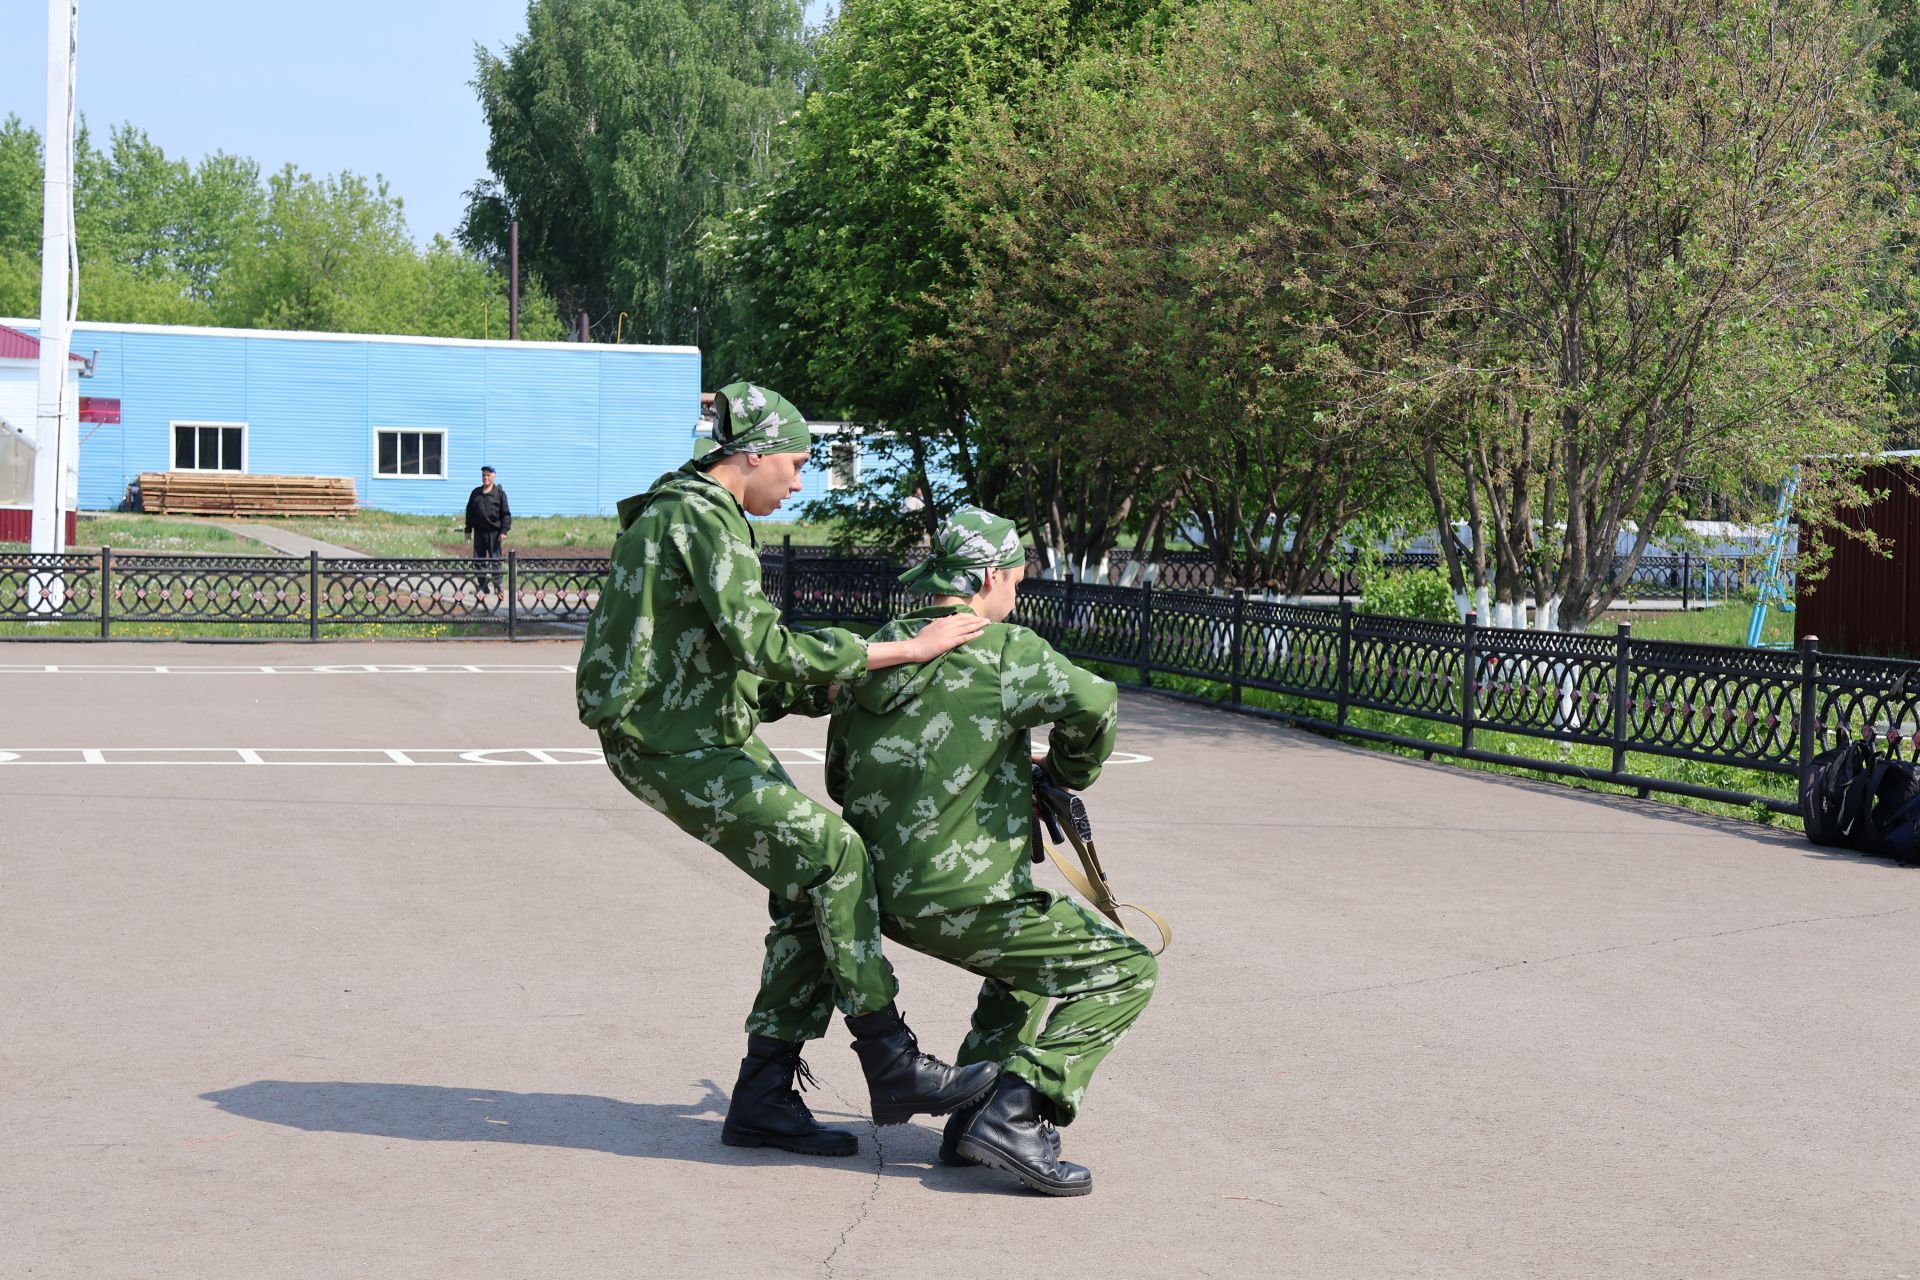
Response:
[844,1004,999,1126]
[939,1088,1060,1168]
[720,1035,858,1157]
[955,1074,1092,1196]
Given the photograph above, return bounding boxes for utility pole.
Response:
[32,0,77,557]
[508,220,520,340]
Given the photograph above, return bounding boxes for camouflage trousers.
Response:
[883,892,1157,1124]
[600,731,899,1040]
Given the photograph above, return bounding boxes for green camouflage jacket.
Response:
[577,461,867,753]
[825,604,1118,918]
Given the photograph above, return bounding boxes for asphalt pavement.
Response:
[2,641,1915,1278]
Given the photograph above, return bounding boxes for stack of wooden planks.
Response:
[138,472,358,517]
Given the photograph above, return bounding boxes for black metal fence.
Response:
[0,550,606,638]
[5,543,1889,816]
[1003,578,1919,815]
[1075,547,1775,603]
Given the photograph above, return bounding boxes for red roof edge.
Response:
[0,322,88,363]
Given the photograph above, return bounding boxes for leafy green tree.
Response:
[711,0,1174,565]
[0,252,36,318]
[0,116,41,261]
[213,168,566,339]
[1340,0,1915,629]
[213,166,411,331]
[69,125,262,314]
[399,234,566,340]
[0,116,45,317]
[464,0,812,348]
[943,0,1388,589]
[0,113,557,339]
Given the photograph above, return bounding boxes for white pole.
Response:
[31,0,77,559]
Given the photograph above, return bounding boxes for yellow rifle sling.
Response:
[1034,794,1172,957]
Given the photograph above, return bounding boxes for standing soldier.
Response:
[577,382,998,1158]
[464,465,512,594]
[826,506,1157,1196]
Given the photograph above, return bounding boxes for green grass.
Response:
[253,512,601,558]
[245,511,840,557]
[1597,601,1794,648]
[0,515,267,554]
[1069,656,1799,831]
[7,507,860,559]
[749,520,843,547]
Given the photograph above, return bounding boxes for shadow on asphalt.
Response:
[197,1079,1042,1192]
[202,1079,783,1163]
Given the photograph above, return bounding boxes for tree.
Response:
[214,166,413,331]
[710,0,1174,564]
[947,0,1408,589]
[1332,0,1914,629]
[211,167,566,340]
[464,0,812,348]
[0,115,562,340]
[72,124,263,312]
[0,116,41,261]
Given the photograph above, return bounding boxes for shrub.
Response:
[1359,569,1458,622]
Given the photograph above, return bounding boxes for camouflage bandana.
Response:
[899,505,1025,596]
[699,381,813,462]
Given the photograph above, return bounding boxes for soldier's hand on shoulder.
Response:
[909,611,989,661]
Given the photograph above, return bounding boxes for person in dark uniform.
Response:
[464,465,512,594]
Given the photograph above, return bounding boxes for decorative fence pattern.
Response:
[1008,578,1920,815]
[0,550,606,638]
[2,544,1892,817]
[1068,547,1775,603]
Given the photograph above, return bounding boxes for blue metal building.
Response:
[0,319,711,518]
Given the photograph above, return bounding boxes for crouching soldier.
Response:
[825,506,1158,1196]
[577,383,999,1158]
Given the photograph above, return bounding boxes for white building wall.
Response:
[0,355,78,509]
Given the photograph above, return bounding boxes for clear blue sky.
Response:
[2,0,835,244]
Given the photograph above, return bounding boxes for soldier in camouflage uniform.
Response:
[826,506,1158,1196]
[577,382,998,1158]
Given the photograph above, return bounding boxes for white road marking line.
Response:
[0,664,575,676]
[0,747,1154,768]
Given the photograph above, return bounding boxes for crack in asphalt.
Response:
[820,1125,884,1279]
[1306,905,1916,1000]
[819,1079,884,1280]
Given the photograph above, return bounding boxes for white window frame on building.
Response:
[170,421,248,473]
[374,428,448,480]
[828,439,859,491]
[811,421,860,492]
